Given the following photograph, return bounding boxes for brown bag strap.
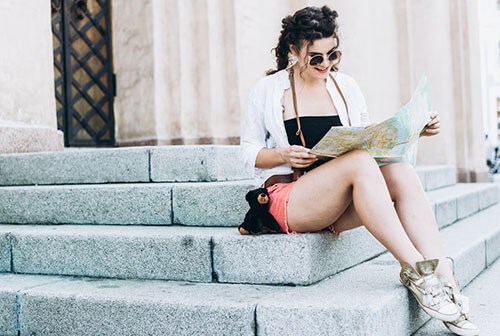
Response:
[289,70,307,148]
[288,71,350,180]
[329,73,351,127]
[289,69,306,180]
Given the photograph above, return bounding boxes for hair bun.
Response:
[282,15,293,29]
[321,6,338,19]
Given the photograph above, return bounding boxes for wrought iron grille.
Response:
[51,0,115,146]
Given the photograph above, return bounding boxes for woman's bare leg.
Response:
[287,149,423,266]
[380,162,458,289]
[329,202,362,232]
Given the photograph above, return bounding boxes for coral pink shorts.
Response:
[266,182,341,235]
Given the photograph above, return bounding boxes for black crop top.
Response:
[284,115,342,148]
[284,115,343,171]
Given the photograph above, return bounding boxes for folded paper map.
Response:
[311,76,432,165]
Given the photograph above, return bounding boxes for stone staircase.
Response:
[0,145,498,336]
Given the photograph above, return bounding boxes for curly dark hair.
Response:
[267,6,340,76]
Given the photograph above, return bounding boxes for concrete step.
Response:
[0,180,496,226]
[0,224,384,285]
[0,203,498,336]
[0,185,498,285]
[255,202,500,335]
[0,273,276,336]
[0,145,456,188]
[0,145,249,186]
[427,182,500,229]
[413,258,500,336]
[415,165,456,191]
[0,145,456,190]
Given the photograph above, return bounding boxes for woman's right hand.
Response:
[277,145,318,168]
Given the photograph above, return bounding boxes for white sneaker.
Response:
[400,259,460,322]
[443,292,480,336]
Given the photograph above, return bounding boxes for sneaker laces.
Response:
[415,274,451,308]
[443,284,474,327]
[454,294,470,321]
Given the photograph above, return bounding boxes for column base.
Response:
[117,136,240,147]
[0,124,64,154]
[457,167,491,183]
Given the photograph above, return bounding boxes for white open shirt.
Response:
[240,69,370,187]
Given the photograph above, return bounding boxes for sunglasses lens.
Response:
[309,55,323,66]
[329,50,341,62]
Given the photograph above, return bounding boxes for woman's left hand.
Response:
[420,112,440,137]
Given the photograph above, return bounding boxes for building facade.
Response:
[0,0,494,181]
[479,0,500,147]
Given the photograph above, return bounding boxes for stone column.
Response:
[397,0,459,166]
[111,0,157,145]
[0,0,63,154]
[450,0,490,181]
[113,0,243,145]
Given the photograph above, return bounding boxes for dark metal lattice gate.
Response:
[51,0,116,146]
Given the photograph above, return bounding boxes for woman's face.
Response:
[292,36,339,80]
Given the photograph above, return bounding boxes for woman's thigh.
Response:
[287,150,370,232]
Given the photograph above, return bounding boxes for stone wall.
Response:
[0,0,63,154]
[109,0,489,180]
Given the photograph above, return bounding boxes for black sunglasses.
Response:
[309,50,342,66]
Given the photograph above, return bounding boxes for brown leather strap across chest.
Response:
[287,69,351,181]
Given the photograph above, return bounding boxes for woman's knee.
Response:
[382,162,419,183]
[318,149,380,183]
[341,149,380,175]
[317,149,381,186]
[381,162,423,198]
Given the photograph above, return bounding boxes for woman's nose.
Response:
[321,56,330,67]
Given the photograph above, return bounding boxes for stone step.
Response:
[0,145,456,188]
[0,185,497,285]
[415,165,456,191]
[427,182,500,229]
[255,202,500,336]
[0,145,249,186]
[0,203,498,336]
[413,257,500,336]
[0,224,383,285]
[0,180,496,226]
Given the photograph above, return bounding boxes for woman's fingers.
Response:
[281,145,318,167]
[290,156,317,168]
[420,112,441,137]
[290,146,317,159]
[427,117,439,126]
[424,127,440,134]
[290,145,309,151]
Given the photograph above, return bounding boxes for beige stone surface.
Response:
[449,0,490,181]
[112,0,156,142]
[0,0,57,128]
[403,0,458,166]
[0,124,63,154]
[113,0,244,145]
[0,0,62,153]
[110,0,489,174]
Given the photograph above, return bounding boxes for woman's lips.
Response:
[315,67,329,74]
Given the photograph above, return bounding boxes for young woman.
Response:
[240,6,478,336]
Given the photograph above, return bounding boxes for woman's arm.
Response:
[240,93,267,173]
[256,146,317,169]
[240,88,317,171]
